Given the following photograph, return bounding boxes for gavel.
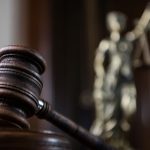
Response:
[0,45,116,150]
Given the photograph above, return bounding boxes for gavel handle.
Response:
[36,100,116,150]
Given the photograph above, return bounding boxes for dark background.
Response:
[24,0,150,149]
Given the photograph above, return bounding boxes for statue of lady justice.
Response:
[91,4,150,150]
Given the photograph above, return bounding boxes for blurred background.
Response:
[0,0,150,150]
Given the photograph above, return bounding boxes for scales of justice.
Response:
[0,3,150,150]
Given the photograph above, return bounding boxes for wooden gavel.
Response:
[0,45,116,150]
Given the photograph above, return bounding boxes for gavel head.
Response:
[0,46,46,129]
